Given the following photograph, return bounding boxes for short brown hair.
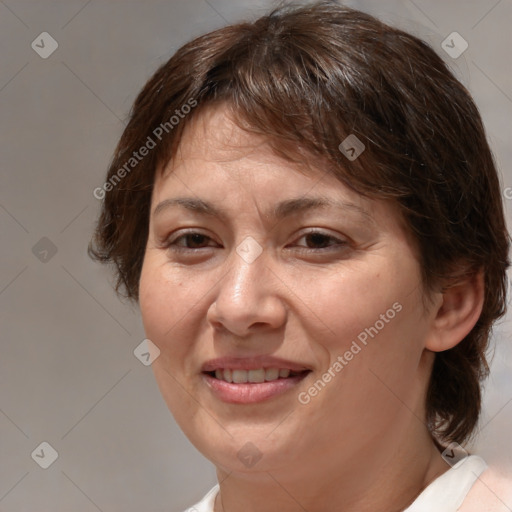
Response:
[89,1,510,445]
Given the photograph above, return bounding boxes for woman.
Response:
[89,2,512,510]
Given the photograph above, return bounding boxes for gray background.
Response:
[1,0,511,511]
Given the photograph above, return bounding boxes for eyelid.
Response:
[161,228,348,254]
[291,229,348,249]
[163,229,218,248]
[294,228,345,240]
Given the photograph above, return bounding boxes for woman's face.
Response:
[139,105,438,479]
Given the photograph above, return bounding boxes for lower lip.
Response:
[203,372,310,404]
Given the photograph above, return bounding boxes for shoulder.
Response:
[458,465,512,512]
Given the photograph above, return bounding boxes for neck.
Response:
[214,426,449,512]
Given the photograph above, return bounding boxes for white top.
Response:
[183,455,488,512]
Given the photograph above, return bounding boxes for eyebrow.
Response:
[153,196,374,224]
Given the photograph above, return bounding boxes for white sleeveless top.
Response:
[183,455,488,512]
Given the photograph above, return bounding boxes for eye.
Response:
[163,231,218,251]
[292,230,347,251]
[162,229,347,254]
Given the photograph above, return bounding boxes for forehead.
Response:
[157,104,344,194]
[153,103,405,227]
[161,113,301,190]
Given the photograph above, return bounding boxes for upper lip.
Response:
[201,356,312,373]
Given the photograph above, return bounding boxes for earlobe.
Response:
[425,269,484,353]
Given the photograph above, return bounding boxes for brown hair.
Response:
[89,1,510,445]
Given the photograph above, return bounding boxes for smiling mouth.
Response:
[204,368,310,383]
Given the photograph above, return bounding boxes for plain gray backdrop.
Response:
[1,0,511,511]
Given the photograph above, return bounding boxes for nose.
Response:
[206,243,287,337]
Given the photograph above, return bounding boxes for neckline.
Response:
[403,455,488,511]
[192,455,488,512]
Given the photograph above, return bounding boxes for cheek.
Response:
[139,260,201,417]
[325,292,427,424]
[308,257,426,393]
[139,258,193,363]
[308,265,403,351]
[139,262,166,340]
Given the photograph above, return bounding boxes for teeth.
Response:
[248,369,266,383]
[213,368,298,383]
[232,370,247,383]
[264,368,279,381]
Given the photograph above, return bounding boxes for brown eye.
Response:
[304,232,334,248]
[294,231,346,251]
[164,231,217,251]
[179,233,210,248]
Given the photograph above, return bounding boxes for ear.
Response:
[425,269,484,352]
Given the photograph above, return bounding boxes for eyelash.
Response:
[162,230,347,253]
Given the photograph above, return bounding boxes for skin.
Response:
[139,104,484,512]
